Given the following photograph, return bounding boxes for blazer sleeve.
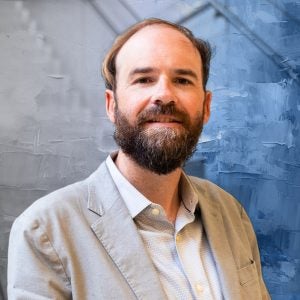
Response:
[240,206,270,300]
[7,214,71,299]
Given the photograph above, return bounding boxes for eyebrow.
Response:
[129,67,155,77]
[174,69,198,80]
[129,67,199,80]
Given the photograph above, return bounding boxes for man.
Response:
[8,18,270,299]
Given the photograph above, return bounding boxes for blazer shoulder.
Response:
[187,175,244,218]
[12,176,91,233]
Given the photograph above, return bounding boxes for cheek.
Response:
[117,90,151,114]
[115,101,139,125]
[181,97,203,114]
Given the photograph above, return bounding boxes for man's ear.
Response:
[105,89,116,123]
[203,90,212,124]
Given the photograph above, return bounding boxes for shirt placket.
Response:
[174,208,214,300]
[140,204,198,299]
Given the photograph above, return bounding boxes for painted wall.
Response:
[185,1,300,299]
[0,0,299,299]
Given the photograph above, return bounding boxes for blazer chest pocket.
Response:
[238,260,258,286]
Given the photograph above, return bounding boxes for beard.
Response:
[114,102,205,175]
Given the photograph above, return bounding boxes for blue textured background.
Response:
[0,0,299,299]
[185,1,300,298]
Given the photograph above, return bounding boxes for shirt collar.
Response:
[106,153,199,219]
[179,172,199,214]
[106,153,151,218]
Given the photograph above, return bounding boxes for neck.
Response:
[115,150,182,223]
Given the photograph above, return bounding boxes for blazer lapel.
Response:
[87,162,166,300]
[197,188,241,300]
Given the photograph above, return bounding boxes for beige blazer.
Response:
[8,161,270,299]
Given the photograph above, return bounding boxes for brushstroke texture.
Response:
[185,1,300,298]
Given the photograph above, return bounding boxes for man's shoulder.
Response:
[13,179,88,229]
[188,175,232,197]
[187,175,242,211]
[12,161,109,230]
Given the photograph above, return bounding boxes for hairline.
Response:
[115,24,204,88]
[102,18,211,92]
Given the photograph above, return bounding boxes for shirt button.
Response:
[31,220,39,230]
[40,234,48,243]
[195,283,204,294]
[151,208,160,216]
[175,235,182,242]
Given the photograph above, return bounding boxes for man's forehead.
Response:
[115,24,201,71]
[125,24,191,42]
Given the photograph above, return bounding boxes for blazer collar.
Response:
[86,162,166,300]
[195,179,242,300]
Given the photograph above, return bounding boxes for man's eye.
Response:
[174,78,192,85]
[134,77,153,84]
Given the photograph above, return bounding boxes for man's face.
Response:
[106,25,212,174]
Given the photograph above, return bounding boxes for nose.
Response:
[151,77,176,105]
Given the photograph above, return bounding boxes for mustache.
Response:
[136,103,189,126]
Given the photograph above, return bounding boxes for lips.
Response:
[146,116,182,123]
[137,104,188,127]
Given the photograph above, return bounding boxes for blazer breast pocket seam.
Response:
[238,259,258,286]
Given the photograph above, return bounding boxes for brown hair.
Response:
[101,18,212,91]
